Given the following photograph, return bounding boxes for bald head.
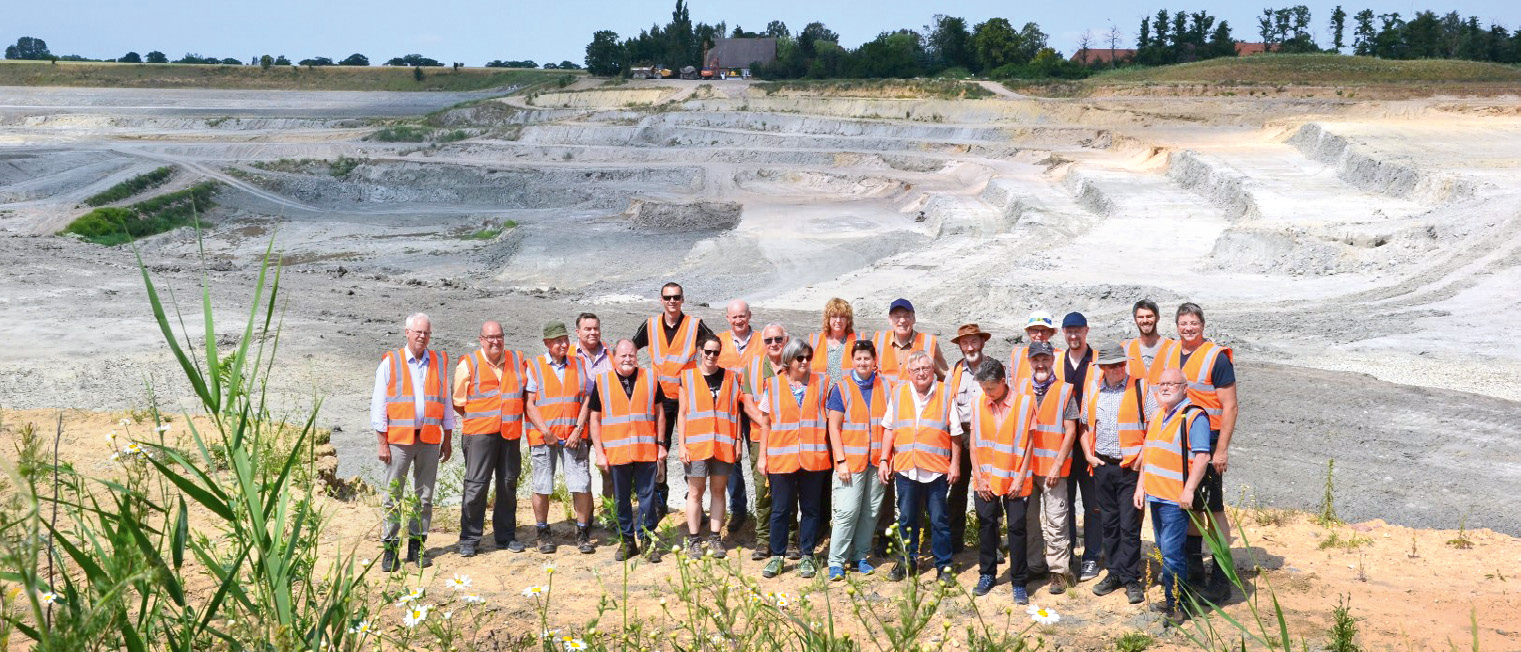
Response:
[478,321,505,362]
[726,299,752,336]
[1156,368,1187,409]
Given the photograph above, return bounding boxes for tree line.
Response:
[2,37,571,69]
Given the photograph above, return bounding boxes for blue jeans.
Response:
[895,475,952,571]
[610,461,659,542]
[1150,501,1191,606]
[768,470,829,557]
[729,422,749,516]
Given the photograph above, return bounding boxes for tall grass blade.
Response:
[133,249,213,409]
[171,495,188,570]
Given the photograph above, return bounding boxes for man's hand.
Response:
[594,449,609,471]
[1044,474,1059,489]
[378,441,391,465]
[1086,451,1105,467]
[836,461,851,483]
[1178,491,1194,511]
[946,466,960,487]
[1129,458,1144,472]
[656,447,668,483]
[440,435,452,463]
[974,474,991,495]
[1212,449,1229,474]
[563,426,584,449]
[877,462,892,484]
[756,456,767,477]
[1132,487,1145,510]
[679,445,691,463]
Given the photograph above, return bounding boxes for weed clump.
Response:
[84,166,175,206]
[63,181,219,245]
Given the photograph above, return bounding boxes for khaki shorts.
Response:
[683,459,734,479]
[530,443,591,494]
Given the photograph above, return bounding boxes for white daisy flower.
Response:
[563,637,588,650]
[38,590,60,605]
[446,573,471,590]
[522,585,546,596]
[1028,605,1060,624]
[156,424,171,433]
[348,620,372,634]
[462,594,485,605]
[119,418,132,426]
[401,604,430,628]
[544,561,557,574]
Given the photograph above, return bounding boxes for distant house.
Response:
[706,38,778,70]
[1070,48,1136,65]
[1234,42,1280,56]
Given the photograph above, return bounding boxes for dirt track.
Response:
[2,81,1519,536]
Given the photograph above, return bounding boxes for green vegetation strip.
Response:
[0,60,579,92]
[752,78,993,99]
[1088,53,1521,85]
[63,181,219,246]
[84,166,176,206]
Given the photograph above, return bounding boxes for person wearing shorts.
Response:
[525,321,596,554]
[677,333,758,557]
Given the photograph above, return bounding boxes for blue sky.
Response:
[11,1,1519,66]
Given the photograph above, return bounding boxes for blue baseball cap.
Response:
[1062,312,1087,328]
[888,298,915,314]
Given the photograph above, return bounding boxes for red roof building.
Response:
[1070,48,1137,65]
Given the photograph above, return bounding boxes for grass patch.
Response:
[458,219,518,240]
[368,124,431,142]
[1086,53,1521,86]
[1317,529,1372,551]
[62,181,219,245]
[753,78,993,100]
[1115,630,1154,651]
[328,156,362,177]
[0,60,580,91]
[435,128,470,143]
[83,166,175,206]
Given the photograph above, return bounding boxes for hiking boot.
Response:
[644,541,664,564]
[615,540,638,562]
[937,568,956,587]
[1205,564,1234,603]
[1091,573,1123,596]
[381,543,401,573]
[887,562,908,582]
[1125,581,1145,604]
[1047,572,1070,595]
[1079,560,1102,582]
[798,556,818,579]
[786,544,802,561]
[974,574,996,596]
[686,536,704,558]
[1013,585,1030,605]
[727,511,749,533]
[406,539,432,569]
[707,534,726,558]
[1152,601,1189,627]
[751,545,770,561]
[762,556,784,578]
[576,525,595,554]
[537,526,555,554]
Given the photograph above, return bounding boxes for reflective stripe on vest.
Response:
[1082,374,1149,466]
[648,315,701,398]
[971,391,1036,497]
[836,373,888,473]
[1141,402,1208,503]
[596,369,660,464]
[716,330,759,373]
[1026,381,1073,477]
[1007,344,1065,388]
[889,381,954,475]
[462,349,525,438]
[809,332,856,375]
[384,348,448,445]
[1165,341,1232,430]
[526,353,584,446]
[873,331,936,384]
[1124,337,1177,385]
[680,367,741,463]
[765,372,831,473]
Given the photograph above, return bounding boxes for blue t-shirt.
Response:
[826,370,877,413]
[1179,347,1236,389]
[1147,400,1214,507]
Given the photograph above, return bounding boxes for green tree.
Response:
[1404,11,1441,58]
[927,15,974,71]
[1209,20,1239,58]
[1138,16,1151,48]
[1330,5,1348,52]
[413,65,424,81]
[765,20,790,38]
[339,53,369,66]
[797,21,840,58]
[972,17,1019,71]
[850,30,922,78]
[146,50,168,63]
[274,55,291,65]
[584,29,625,76]
[259,54,273,70]
[120,51,143,63]
[6,36,52,60]
[1352,9,1377,55]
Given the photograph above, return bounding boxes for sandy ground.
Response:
[1,80,1520,544]
[3,408,1518,651]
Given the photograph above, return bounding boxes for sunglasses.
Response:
[661,294,683,301]
[794,355,813,363]
[763,336,785,344]
[701,349,722,357]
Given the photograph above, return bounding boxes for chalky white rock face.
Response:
[3,80,1521,531]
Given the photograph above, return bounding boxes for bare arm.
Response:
[1213,384,1238,474]
[590,410,607,470]
[525,391,553,442]
[676,385,689,462]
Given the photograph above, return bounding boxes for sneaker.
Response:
[887,563,907,582]
[786,545,802,561]
[750,547,770,561]
[973,574,996,596]
[762,556,784,578]
[827,566,845,582]
[1047,572,1070,595]
[645,542,664,564]
[1079,560,1101,582]
[1013,586,1030,605]
[1125,581,1145,604]
[502,539,526,553]
[937,569,956,587]
[381,545,401,573]
[1091,573,1123,596]
[406,539,432,569]
[576,526,596,554]
[854,559,876,575]
[615,541,638,561]
[798,557,818,579]
[457,542,478,558]
[707,534,726,558]
[537,526,555,554]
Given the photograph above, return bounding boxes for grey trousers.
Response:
[460,434,522,545]
[383,442,440,542]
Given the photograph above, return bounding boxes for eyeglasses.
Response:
[1156,381,1186,388]
[407,329,432,336]
[480,335,504,341]
[701,349,722,357]
[794,355,813,363]
[763,336,785,344]
[908,366,934,375]
[661,294,683,301]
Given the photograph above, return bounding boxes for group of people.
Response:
[370,283,1238,621]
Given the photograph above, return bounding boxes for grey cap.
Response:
[542,321,569,340]
[1027,340,1056,359]
[1093,340,1128,366]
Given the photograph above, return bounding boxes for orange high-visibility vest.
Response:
[647,315,702,398]
[1124,337,1177,385]
[1008,344,1065,388]
[808,332,857,375]
[526,354,585,446]
[888,381,954,474]
[679,368,742,463]
[1141,401,1210,504]
[1082,374,1149,466]
[970,392,1037,497]
[1052,348,1094,386]
[1163,340,1233,430]
[595,369,660,465]
[874,331,937,384]
[716,330,760,372]
[834,373,888,473]
[384,348,449,445]
[1025,380,1074,477]
[742,355,782,440]
[461,349,526,439]
[764,372,831,473]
